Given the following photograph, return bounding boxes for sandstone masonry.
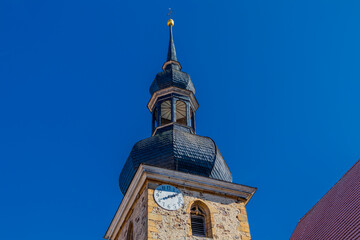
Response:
[115,180,252,240]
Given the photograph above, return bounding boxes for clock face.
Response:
[153,185,184,211]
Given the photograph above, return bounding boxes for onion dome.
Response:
[119,124,232,195]
[150,68,195,95]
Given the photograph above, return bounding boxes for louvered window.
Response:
[191,214,206,236]
[176,100,187,125]
[191,204,208,237]
[160,100,172,125]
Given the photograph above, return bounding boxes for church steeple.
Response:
[105,16,255,240]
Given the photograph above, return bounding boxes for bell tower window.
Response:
[160,100,172,126]
[176,100,187,125]
[152,99,195,133]
[190,201,212,238]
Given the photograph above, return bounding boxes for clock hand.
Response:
[160,193,179,201]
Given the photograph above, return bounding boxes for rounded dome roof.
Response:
[119,124,232,195]
[149,67,195,95]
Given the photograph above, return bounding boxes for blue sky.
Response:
[1,0,360,239]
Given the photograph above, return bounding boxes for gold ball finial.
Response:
[167,18,174,27]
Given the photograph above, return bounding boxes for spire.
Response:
[167,19,177,62]
[163,17,182,71]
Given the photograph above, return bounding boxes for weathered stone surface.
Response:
[117,187,148,240]
[147,182,251,240]
[116,181,252,240]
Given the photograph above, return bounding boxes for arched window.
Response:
[126,222,133,240]
[190,201,212,238]
[160,100,172,126]
[176,100,187,125]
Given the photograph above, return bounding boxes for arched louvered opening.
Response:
[190,201,212,238]
[160,100,172,126]
[176,100,187,125]
[126,222,133,240]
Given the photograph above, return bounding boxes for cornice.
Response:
[147,86,199,112]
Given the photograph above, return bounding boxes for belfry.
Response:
[105,18,256,240]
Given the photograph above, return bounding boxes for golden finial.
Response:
[167,8,174,27]
[167,19,174,27]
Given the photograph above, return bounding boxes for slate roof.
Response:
[290,159,360,240]
[119,124,232,195]
[149,67,195,95]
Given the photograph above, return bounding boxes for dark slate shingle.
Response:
[149,67,195,95]
[119,125,232,195]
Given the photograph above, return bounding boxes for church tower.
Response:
[104,18,256,240]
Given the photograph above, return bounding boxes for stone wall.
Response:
[147,181,251,240]
[117,186,148,240]
[116,181,252,240]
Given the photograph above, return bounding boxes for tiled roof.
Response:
[118,124,232,195]
[290,159,360,240]
[149,67,195,95]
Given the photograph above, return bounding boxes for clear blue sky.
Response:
[1,0,360,239]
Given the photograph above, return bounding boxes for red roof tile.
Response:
[291,159,360,240]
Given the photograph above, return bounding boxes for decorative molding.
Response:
[147,86,199,112]
[162,60,182,71]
